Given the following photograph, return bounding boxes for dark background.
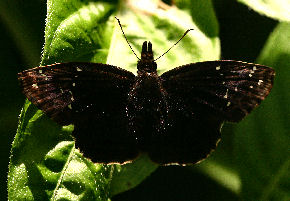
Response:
[0,0,276,200]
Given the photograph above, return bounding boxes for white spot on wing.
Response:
[32,83,38,89]
[224,89,229,99]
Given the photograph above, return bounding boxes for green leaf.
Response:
[107,0,219,74]
[8,1,115,200]
[42,1,116,65]
[110,154,158,196]
[8,100,112,200]
[9,0,220,200]
[238,0,290,22]
[234,22,290,200]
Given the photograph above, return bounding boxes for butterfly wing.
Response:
[148,60,275,165]
[18,62,139,163]
[161,60,275,122]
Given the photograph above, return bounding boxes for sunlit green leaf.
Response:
[238,0,290,22]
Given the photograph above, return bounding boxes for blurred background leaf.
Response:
[238,0,290,22]
[0,0,46,200]
[234,22,290,201]
[1,0,289,200]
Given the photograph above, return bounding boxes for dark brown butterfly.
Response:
[18,40,275,165]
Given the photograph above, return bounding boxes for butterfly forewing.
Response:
[18,62,135,124]
[161,60,275,122]
[18,62,140,163]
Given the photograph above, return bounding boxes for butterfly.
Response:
[18,40,275,165]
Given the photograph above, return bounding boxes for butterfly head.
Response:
[137,41,157,73]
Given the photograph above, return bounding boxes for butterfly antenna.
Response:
[115,17,140,60]
[154,29,194,61]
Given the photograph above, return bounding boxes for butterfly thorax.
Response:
[127,52,168,150]
[137,41,157,73]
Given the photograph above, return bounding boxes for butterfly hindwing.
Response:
[148,101,223,165]
[18,62,139,163]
